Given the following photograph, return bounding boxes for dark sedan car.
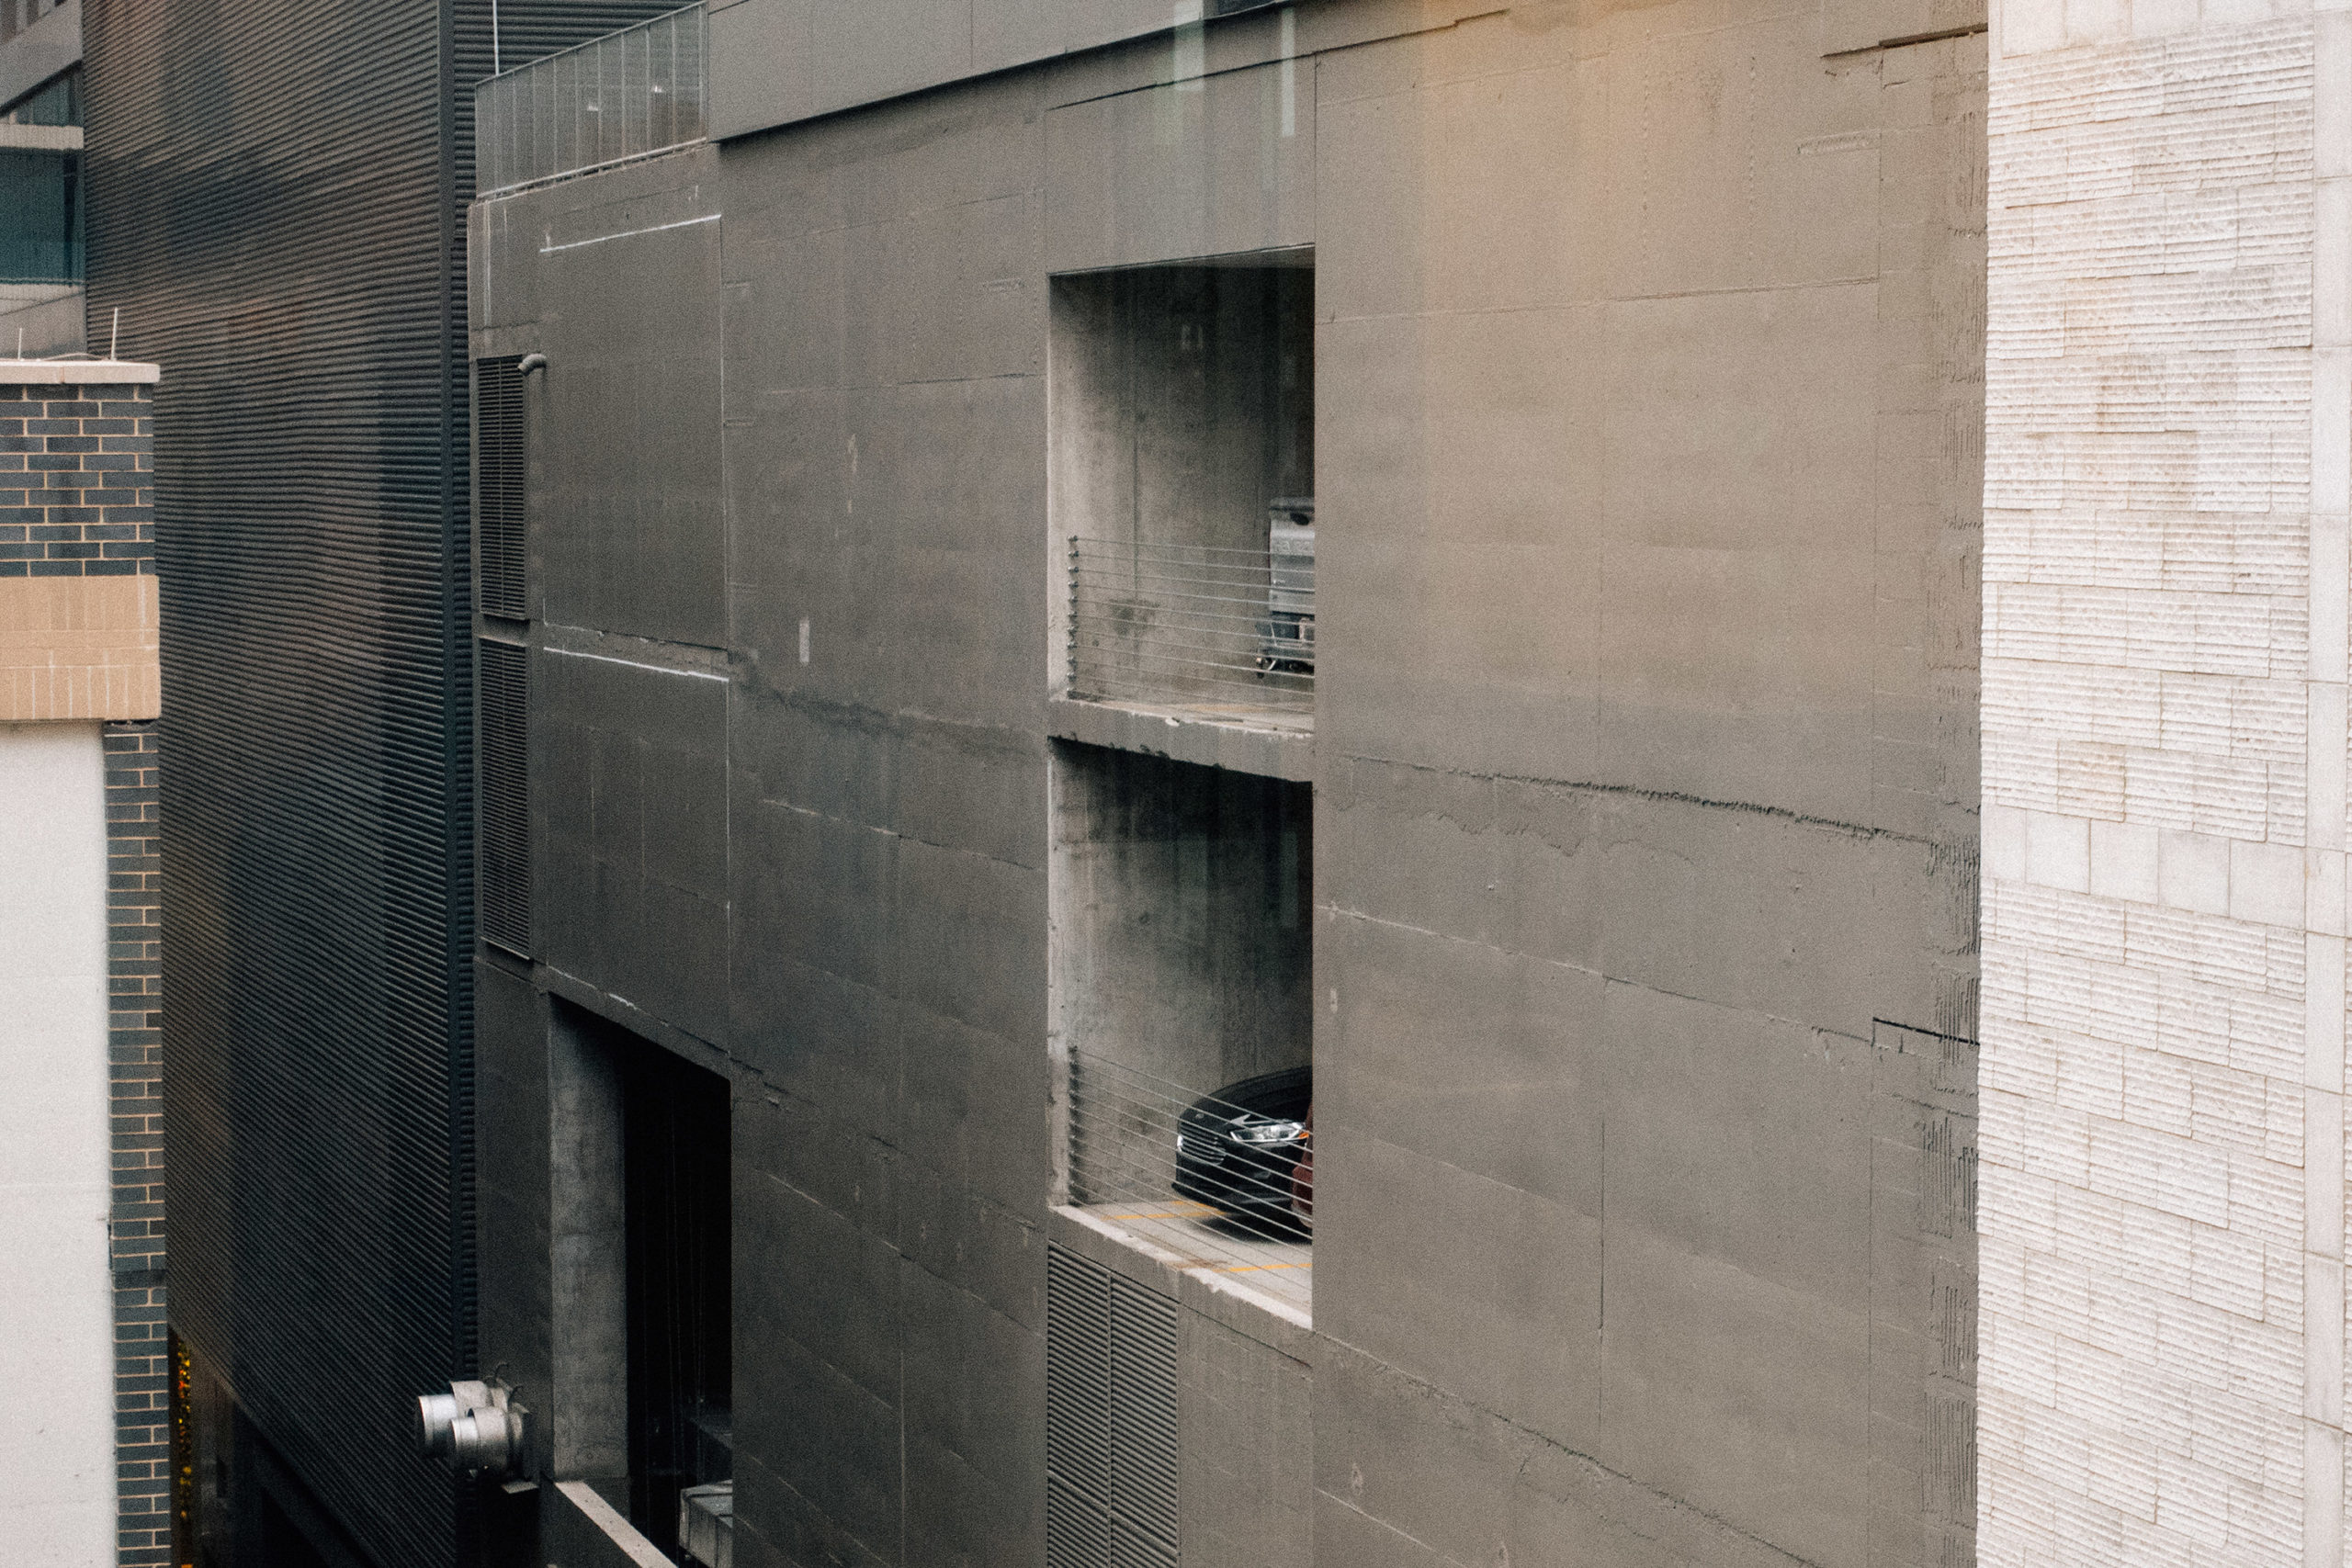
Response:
[1172,1066,1312,1234]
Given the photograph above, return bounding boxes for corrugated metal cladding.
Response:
[1046,1247,1180,1568]
[81,3,683,1563]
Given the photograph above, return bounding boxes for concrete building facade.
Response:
[464,3,1986,1565]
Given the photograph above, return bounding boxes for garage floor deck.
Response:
[1075,1197,1313,1316]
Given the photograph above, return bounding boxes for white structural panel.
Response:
[0,722,116,1562]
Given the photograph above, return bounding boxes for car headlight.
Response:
[1228,1119,1307,1146]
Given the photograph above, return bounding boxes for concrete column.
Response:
[1982,0,2352,1559]
[548,1006,628,1481]
[0,721,113,1562]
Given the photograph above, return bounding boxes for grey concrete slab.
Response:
[1312,1492,1448,1568]
[1048,697,1315,780]
[1324,756,1955,1044]
[900,1427,1046,1568]
[1310,310,1608,786]
[1597,1224,1871,1568]
[898,1001,1052,1221]
[735,1168,906,1419]
[1179,1310,1313,1568]
[474,963,554,1471]
[535,645,729,1043]
[1313,1338,1820,1568]
[888,723,1046,873]
[1596,983,1874,1306]
[729,952,899,1143]
[1321,913,1605,1214]
[894,836,1048,1046]
[898,1258,1048,1497]
[1045,59,1314,274]
[1313,1128,1603,1454]
[492,149,727,647]
[896,1162,1047,1331]
[732,1450,893,1568]
[1312,51,1603,323]
[736,1080,903,1249]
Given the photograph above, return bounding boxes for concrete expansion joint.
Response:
[1336,749,1953,848]
[537,621,730,678]
[1821,20,1987,59]
[1328,905,1908,1052]
[735,666,1045,759]
[762,791,1035,868]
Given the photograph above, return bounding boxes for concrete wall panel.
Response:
[536,646,729,1042]
[1311,10,1984,1568]
[1045,58,1313,274]
[473,963,554,1468]
[1179,1313,1313,1568]
[476,149,727,647]
[1599,1223,1871,1568]
[1315,1128,1605,1452]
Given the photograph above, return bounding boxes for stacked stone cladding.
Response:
[0,380,154,577]
[1980,9,2352,1565]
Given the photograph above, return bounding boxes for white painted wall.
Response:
[0,722,116,1562]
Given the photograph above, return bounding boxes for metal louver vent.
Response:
[478,639,529,957]
[476,356,526,619]
[1046,1245,1179,1568]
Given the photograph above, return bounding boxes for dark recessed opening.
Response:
[622,1043,732,1548]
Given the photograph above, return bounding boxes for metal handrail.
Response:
[474,5,707,197]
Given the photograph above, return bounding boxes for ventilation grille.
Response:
[476,355,526,619]
[478,639,530,957]
[1046,1245,1179,1568]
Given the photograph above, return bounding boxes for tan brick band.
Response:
[0,573,160,720]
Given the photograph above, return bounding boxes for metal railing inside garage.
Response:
[1066,532,1316,730]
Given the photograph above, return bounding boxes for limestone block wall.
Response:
[1980,1,2352,1561]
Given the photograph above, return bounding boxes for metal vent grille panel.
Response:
[477,639,530,957]
[1046,1245,1180,1568]
[475,356,526,619]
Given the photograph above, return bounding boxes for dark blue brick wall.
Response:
[0,381,153,577]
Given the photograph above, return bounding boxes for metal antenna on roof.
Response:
[491,0,502,73]
[108,308,119,361]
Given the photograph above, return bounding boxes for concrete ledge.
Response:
[1048,1203,1314,1361]
[548,1479,673,1568]
[1048,695,1312,783]
[0,358,159,385]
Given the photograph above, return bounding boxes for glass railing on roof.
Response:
[473,5,707,197]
